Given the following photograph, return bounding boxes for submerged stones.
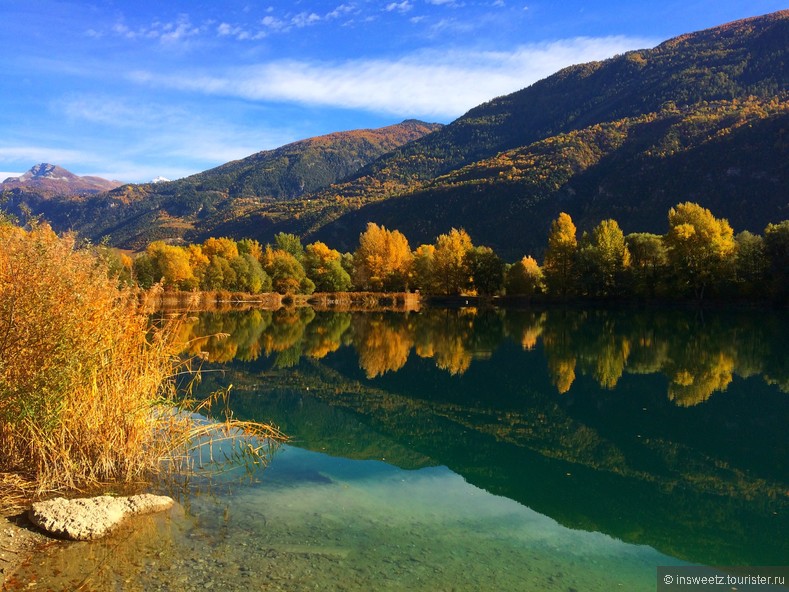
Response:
[28,494,174,541]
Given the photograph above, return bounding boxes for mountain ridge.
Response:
[0,163,122,199]
[4,10,789,256]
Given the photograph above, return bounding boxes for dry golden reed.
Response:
[0,223,282,502]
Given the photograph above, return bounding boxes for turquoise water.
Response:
[10,308,788,591]
[13,446,681,591]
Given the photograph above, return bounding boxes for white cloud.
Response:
[128,35,654,119]
[261,15,287,30]
[108,14,203,44]
[386,1,413,13]
[291,12,322,28]
[327,4,356,19]
[0,172,23,180]
[50,94,300,182]
[217,22,266,40]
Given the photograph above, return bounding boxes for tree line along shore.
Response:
[108,201,788,304]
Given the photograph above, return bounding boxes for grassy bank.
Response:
[0,223,282,507]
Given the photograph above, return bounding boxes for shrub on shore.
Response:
[0,222,281,501]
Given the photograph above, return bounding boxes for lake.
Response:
[10,307,789,591]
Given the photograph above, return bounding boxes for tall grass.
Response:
[0,222,282,502]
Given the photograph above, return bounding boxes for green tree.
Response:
[273,232,305,261]
[237,238,264,262]
[664,202,736,299]
[543,212,578,298]
[577,219,630,297]
[203,255,236,291]
[433,228,474,296]
[764,221,789,301]
[304,241,352,292]
[262,247,313,294]
[465,245,505,296]
[505,256,544,298]
[734,231,768,297]
[230,253,270,293]
[411,244,436,293]
[626,233,668,298]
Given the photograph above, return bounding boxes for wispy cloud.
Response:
[291,12,322,27]
[128,36,654,119]
[385,1,413,14]
[217,22,267,41]
[426,0,462,7]
[111,14,204,44]
[51,94,299,181]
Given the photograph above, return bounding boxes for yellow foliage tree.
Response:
[665,202,736,299]
[432,228,473,296]
[353,222,413,291]
[543,213,578,297]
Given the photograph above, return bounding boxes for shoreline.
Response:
[141,290,422,313]
[0,512,48,588]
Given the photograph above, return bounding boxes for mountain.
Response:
[1,163,121,199]
[312,97,789,257]
[237,9,789,256]
[6,11,789,256]
[28,120,441,249]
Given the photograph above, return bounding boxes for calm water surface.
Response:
[12,308,789,591]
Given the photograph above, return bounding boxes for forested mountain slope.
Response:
[229,9,789,256]
[5,11,789,256]
[8,120,441,249]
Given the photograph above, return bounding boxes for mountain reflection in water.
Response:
[178,306,788,566]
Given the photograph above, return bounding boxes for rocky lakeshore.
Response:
[0,512,47,588]
[1,494,175,588]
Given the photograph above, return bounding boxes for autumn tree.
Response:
[543,212,578,297]
[505,256,544,298]
[352,223,413,291]
[202,237,239,261]
[664,202,736,299]
[187,245,210,287]
[432,228,473,296]
[304,241,352,292]
[133,241,195,289]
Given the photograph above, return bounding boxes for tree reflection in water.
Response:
[173,306,789,405]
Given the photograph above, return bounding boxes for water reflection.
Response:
[12,306,789,590]
[175,307,789,405]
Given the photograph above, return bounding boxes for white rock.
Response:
[28,494,174,541]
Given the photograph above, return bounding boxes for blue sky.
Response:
[1,1,786,183]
